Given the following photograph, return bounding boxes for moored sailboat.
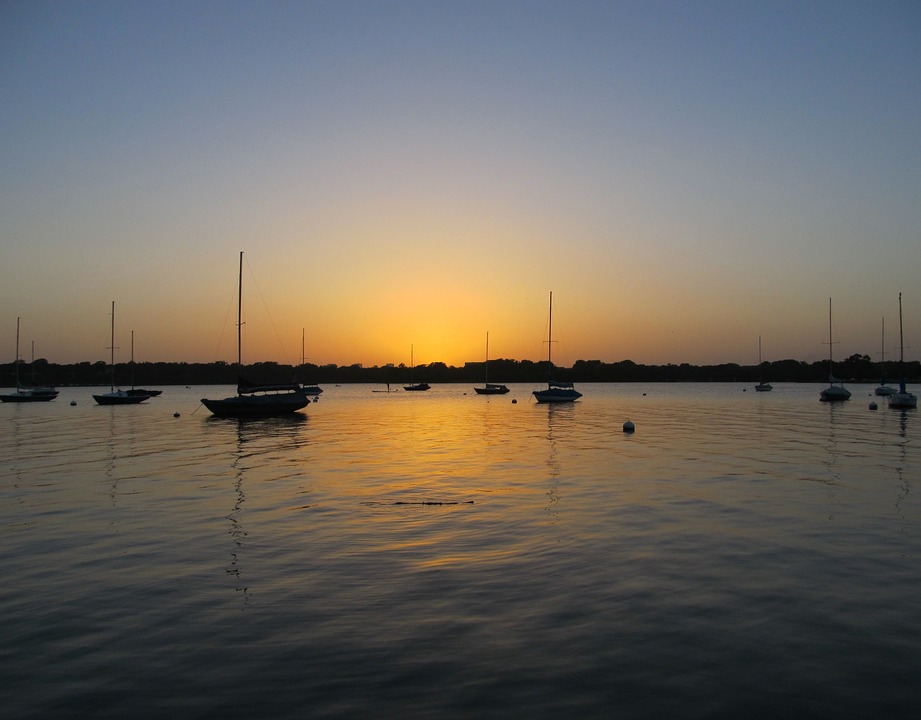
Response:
[888,293,917,410]
[874,318,895,396]
[93,302,149,405]
[403,345,430,391]
[819,298,851,402]
[0,317,59,402]
[298,329,323,396]
[124,331,162,398]
[201,253,310,417]
[474,332,509,395]
[533,292,581,403]
[754,336,772,392]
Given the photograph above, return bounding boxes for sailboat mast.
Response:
[14,317,21,387]
[548,291,553,367]
[899,292,904,366]
[485,332,489,384]
[109,301,116,391]
[237,251,243,371]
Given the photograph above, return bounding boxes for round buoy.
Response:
[511,398,517,404]
[70,400,77,406]
[869,402,878,411]
[623,420,635,433]
[173,412,180,417]
[642,393,647,396]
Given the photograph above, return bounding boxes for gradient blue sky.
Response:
[2,0,920,369]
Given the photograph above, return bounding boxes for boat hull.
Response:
[0,388,58,402]
[404,383,430,391]
[888,387,917,409]
[533,388,582,403]
[755,383,773,392]
[875,385,896,396]
[93,391,149,405]
[475,384,509,395]
[201,393,309,416]
[819,386,851,402]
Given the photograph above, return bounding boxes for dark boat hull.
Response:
[403,383,430,391]
[0,390,59,402]
[201,393,309,417]
[93,391,149,405]
[474,385,509,395]
[533,388,582,403]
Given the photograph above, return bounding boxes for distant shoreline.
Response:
[4,355,918,388]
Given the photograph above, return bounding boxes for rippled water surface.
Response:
[1,383,919,718]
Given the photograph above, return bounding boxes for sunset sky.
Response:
[2,1,920,370]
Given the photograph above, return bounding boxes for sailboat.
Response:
[533,291,582,403]
[93,302,149,405]
[819,298,851,402]
[125,331,162,398]
[0,317,59,402]
[754,336,773,391]
[403,345,430,391]
[874,318,895,396]
[888,293,917,410]
[201,252,311,416]
[298,328,323,396]
[474,332,509,395]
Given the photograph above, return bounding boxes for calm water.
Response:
[1,383,918,719]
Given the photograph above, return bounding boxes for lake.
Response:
[1,383,918,719]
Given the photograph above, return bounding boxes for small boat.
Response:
[874,318,895,396]
[201,253,310,417]
[372,382,398,393]
[298,328,323,396]
[533,292,582,403]
[888,293,917,410]
[819,298,851,402]
[754,336,773,392]
[93,302,149,405]
[403,345,430,391]
[124,331,161,398]
[0,317,59,402]
[474,332,509,395]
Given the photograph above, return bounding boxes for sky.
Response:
[2,0,920,370]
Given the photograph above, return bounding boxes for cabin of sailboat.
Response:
[201,252,310,417]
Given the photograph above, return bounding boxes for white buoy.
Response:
[869,402,878,411]
[623,420,635,433]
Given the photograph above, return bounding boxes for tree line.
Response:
[3,353,918,387]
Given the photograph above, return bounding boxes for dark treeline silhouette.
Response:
[3,353,918,387]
